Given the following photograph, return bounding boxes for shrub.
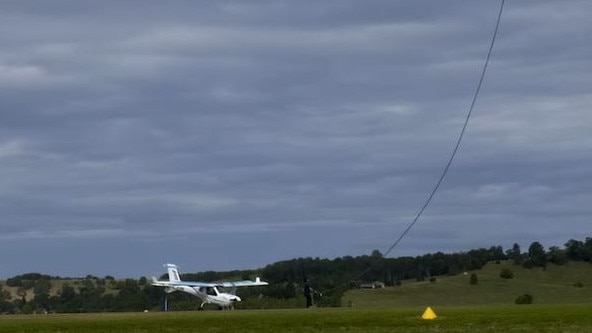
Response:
[515,294,533,304]
[500,268,514,279]
[573,281,584,288]
[470,273,478,285]
[5,278,22,287]
[429,277,437,283]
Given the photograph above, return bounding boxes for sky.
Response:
[1,0,591,278]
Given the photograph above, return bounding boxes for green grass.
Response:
[2,261,591,332]
[343,261,592,307]
[1,305,592,332]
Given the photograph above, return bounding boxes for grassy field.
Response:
[1,304,592,333]
[344,260,592,307]
[1,261,591,332]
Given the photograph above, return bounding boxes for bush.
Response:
[515,294,533,304]
[500,268,514,279]
[573,281,584,288]
[5,279,22,287]
[429,277,437,283]
[470,273,478,285]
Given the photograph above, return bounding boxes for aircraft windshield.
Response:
[206,287,217,296]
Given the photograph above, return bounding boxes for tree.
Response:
[16,287,27,301]
[488,246,506,261]
[547,246,568,265]
[138,277,147,286]
[583,237,592,262]
[33,279,51,296]
[565,239,585,261]
[527,241,546,268]
[59,283,76,304]
[507,243,523,265]
[0,283,13,313]
[33,291,51,312]
[370,250,383,259]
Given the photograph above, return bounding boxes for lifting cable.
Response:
[319,0,506,296]
[383,0,507,258]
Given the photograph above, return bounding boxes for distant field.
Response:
[1,304,592,333]
[1,261,592,332]
[344,260,592,307]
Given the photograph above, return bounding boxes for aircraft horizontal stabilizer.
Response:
[151,280,170,287]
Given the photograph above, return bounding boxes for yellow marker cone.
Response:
[421,306,437,320]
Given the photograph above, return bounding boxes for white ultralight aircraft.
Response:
[151,263,268,310]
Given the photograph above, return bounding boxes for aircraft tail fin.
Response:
[165,263,182,282]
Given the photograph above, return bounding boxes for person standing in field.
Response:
[303,278,313,308]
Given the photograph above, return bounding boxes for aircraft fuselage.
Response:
[168,285,241,308]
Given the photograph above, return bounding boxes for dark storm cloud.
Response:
[0,1,591,276]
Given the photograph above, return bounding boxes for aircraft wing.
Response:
[152,279,268,288]
[150,267,268,288]
[171,277,268,288]
[151,277,215,288]
[163,281,217,287]
[217,277,269,288]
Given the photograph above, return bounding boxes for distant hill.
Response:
[1,277,119,302]
[343,260,592,307]
[1,234,590,313]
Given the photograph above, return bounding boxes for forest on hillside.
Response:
[1,235,590,314]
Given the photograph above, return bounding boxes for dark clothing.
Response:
[304,282,313,308]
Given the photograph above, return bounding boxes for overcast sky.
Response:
[1,0,591,278]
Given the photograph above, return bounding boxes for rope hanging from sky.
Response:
[382,0,506,258]
[317,0,506,297]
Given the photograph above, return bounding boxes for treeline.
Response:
[0,275,162,314]
[257,236,592,305]
[1,235,590,314]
